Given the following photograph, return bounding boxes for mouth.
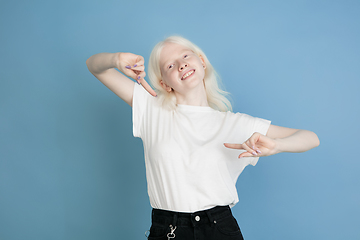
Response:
[181,69,195,80]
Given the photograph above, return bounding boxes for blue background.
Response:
[1,0,359,239]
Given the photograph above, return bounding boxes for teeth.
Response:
[182,70,194,80]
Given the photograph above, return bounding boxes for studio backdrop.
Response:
[1,0,359,239]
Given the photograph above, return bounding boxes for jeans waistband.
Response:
[151,205,232,227]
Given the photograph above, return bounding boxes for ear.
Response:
[160,80,172,92]
[199,55,206,69]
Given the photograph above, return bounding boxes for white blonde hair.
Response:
[148,36,232,112]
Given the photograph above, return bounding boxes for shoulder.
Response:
[224,111,271,133]
[221,111,256,121]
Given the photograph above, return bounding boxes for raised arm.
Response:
[86,52,157,107]
[224,125,320,158]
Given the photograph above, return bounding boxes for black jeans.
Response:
[147,206,244,240]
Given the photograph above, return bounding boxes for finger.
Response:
[124,69,139,80]
[134,56,145,66]
[248,139,262,154]
[134,71,146,84]
[131,65,145,72]
[251,133,265,154]
[255,148,262,154]
[136,55,144,65]
[132,69,144,76]
[248,132,261,150]
[133,69,146,80]
[139,78,157,97]
[242,141,258,156]
[132,69,146,81]
[137,71,146,79]
[223,143,243,149]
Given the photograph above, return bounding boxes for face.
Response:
[159,42,206,95]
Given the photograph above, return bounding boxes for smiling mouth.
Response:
[181,70,195,80]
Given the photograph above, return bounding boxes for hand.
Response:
[117,52,157,97]
[224,132,278,158]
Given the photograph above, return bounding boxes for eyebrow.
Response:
[163,49,191,68]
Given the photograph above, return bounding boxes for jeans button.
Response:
[195,216,200,221]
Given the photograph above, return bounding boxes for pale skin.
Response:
[86,43,320,158]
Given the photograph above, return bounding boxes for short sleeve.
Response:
[232,113,271,166]
[253,116,271,137]
[132,83,150,138]
[248,116,271,166]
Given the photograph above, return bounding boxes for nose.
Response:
[179,63,188,71]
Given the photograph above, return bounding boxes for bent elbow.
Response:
[313,132,320,148]
[86,58,92,72]
[86,57,97,75]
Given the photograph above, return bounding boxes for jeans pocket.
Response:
[215,215,242,237]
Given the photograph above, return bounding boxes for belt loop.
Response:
[206,209,215,227]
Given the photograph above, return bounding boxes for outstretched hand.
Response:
[117,52,157,97]
[224,132,278,158]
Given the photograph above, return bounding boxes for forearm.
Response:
[274,129,320,154]
[86,52,119,75]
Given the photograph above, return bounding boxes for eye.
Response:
[184,54,188,58]
[168,64,174,69]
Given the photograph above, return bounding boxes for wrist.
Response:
[272,138,284,155]
[113,52,122,69]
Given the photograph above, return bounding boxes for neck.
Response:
[174,86,209,107]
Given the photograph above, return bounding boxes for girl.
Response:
[86,36,319,240]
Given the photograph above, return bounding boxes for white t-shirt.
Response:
[132,84,271,213]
